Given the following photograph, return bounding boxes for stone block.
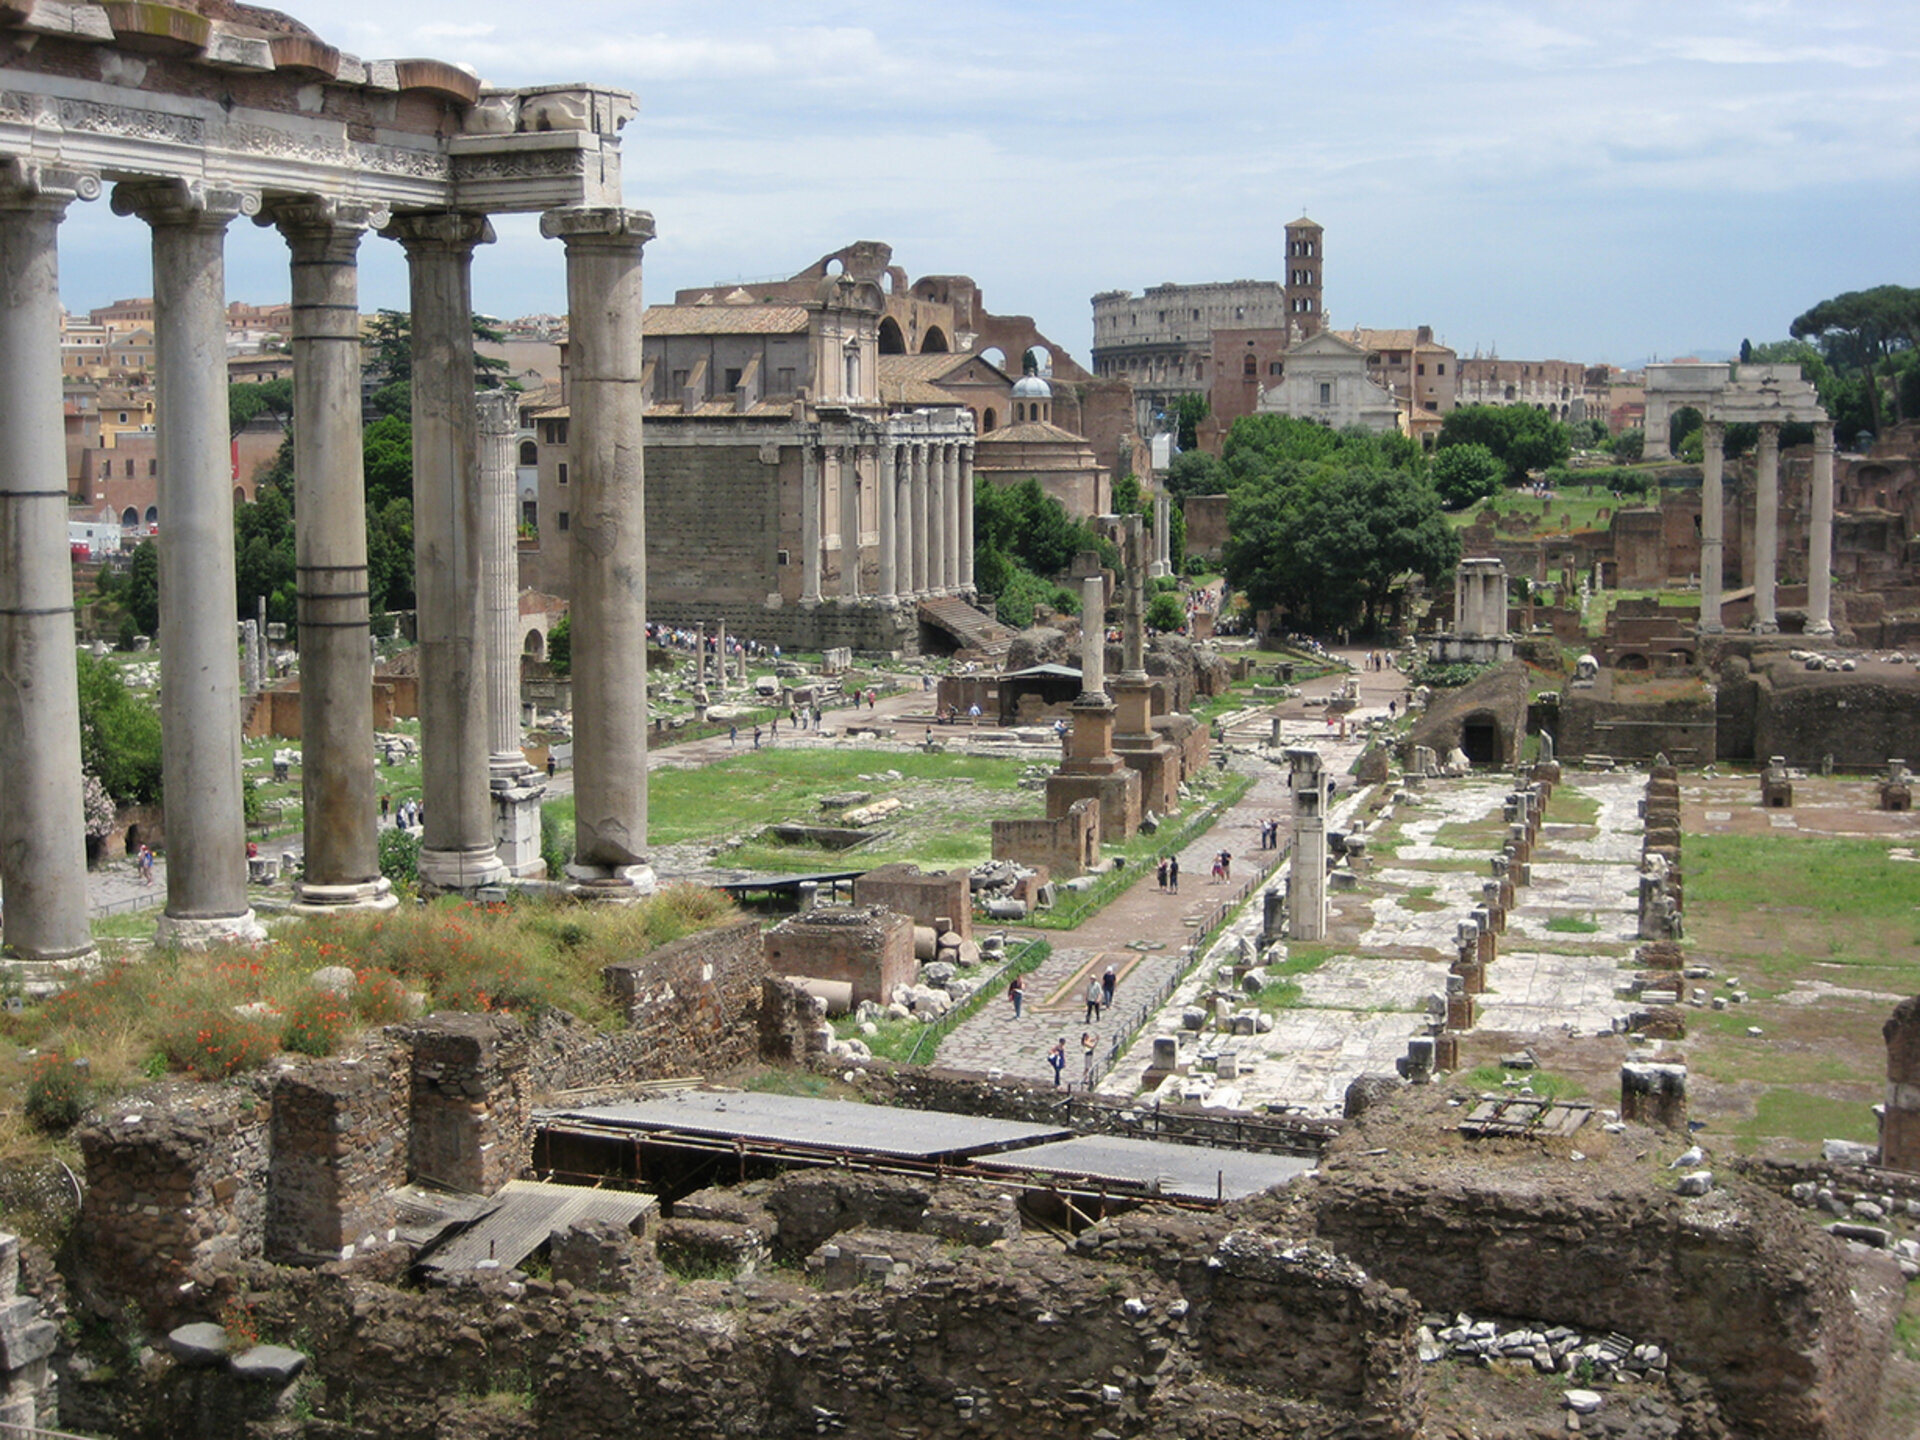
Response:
[166,1322,232,1368]
[1620,1062,1688,1130]
[230,1344,307,1383]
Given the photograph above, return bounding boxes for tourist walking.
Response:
[1168,855,1179,893]
[1081,1031,1098,1088]
[136,844,154,887]
[1009,973,1025,1019]
[1101,965,1117,1007]
[1083,976,1103,1024]
[1156,857,1168,891]
[1047,1038,1066,1087]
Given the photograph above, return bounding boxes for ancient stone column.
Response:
[388,211,507,893]
[896,443,915,598]
[1287,746,1327,940]
[942,443,961,591]
[1752,421,1779,633]
[1152,493,1172,577]
[1807,421,1835,636]
[800,443,822,604]
[114,181,264,946]
[959,443,976,591]
[1699,419,1725,633]
[910,444,930,597]
[926,444,946,596]
[271,200,393,913]
[877,442,898,599]
[834,446,859,598]
[478,390,546,877]
[543,206,656,896]
[1453,565,1472,636]
[1079,575,1108,704]
[1121,513,1146,680]
[0,169,98,963]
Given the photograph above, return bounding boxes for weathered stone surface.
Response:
[229,1343,307,1382]
[165,1321,231,1367]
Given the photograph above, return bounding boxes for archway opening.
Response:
[524,628,545,660]
[1460,714,1499,765]
[878,316,906,355]
[920,326,950,354]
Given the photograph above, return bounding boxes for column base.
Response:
[1,952,103,999]
[290,877,399,915]
[418,846,510,894]
[565,861,657,903]
[1751,619,1780,635]
[1697,621,1724,635]
[157,910,267,950]
[1805,619,1835,636]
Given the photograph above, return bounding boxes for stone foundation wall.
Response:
[76,1083,270,1328]
[1308,1165,1899,1440]
[1559,685,1717,764]
[1754,670,1920,769]
[573,917,769,1086]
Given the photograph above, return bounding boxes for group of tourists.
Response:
[1155,855,1181,892]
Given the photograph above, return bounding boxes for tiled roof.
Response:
[644,305,809,336]
[977,420,1092,448]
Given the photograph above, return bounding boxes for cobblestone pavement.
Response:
[935,649,1407,1093]
[1091,768,1647,1117]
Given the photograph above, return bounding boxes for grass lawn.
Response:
[545,748,1043,873]
[1682,831,1920,1153]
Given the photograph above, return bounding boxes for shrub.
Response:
[280,988,350,1057]
[378,825,421,887]
[24,1053,89,1132]
[353,968,415,1025]
[160,1006,278,1080]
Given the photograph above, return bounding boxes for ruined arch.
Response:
[523,626,545,660]
[1459,711,1501,765]
[878,316,907,355]
[920,325,950,354]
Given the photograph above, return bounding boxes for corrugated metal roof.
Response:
[973,1135,1315,1203]
[545,1089,1071,1161]
[418,1180,655,1275]
[644,305,809,336]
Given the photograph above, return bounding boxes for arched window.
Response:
[1243,354,1257,377]
[144,505,158,525]
[519,440,537,466]
[121,507,138,527]
[983,407,997,432]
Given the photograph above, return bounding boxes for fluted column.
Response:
[941,444,961,591]
[1753,421,1779,633]
[115,181,263,945]
[834,445,860,598]
[877,441,897,599]
[926,443,945,594]
[477,390,526,772]
[0,167,98,962]
[911,444,930,596]
[1699,420,1725,633]
[388,211,507,892]
[542,206,657,894]
[800,443,822,603]
[959,443,975,591]
[271,199,393,912]
[1807,421,1835,636]
[894,446,914,597]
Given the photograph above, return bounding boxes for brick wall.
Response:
[408,1013,531,1196]
[992,796,1098,878]
[266,1041,410,1264]
[763,907,914,1007]
[853,864,971,942]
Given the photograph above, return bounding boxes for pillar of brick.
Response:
[1880,997,1920,1172]
[408,1013,530,1195]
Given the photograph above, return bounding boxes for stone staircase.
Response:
[917,596,1018,660]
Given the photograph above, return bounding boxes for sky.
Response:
[51,0,1920,369]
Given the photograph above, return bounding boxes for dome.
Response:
[1011,373,1052,399]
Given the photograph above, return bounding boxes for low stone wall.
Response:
[1307,1161,1900,1440]
[76,1082,271,1328]
[578,917,769,1086]
[763,906,913,1008]
[852,864,972,943]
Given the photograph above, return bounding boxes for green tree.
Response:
[1790,285,1920,433]
[1172,393,1209,452]
[75,652,163,804]
[362,414,414,511]
[1221,456,1458,636]
[1669,405,1704,456]
[1429,443,1504,509]
[547,612,570,676]
[228,377,293,438]
[123,538,160,638]
[1145,591,1186,633]
[1112,470,1141,515]
[365,308,517,394]
[1436,404,1571,483]
[235,470,297,627]
[1612,428,1645,463]
[1163,448,1226,500]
